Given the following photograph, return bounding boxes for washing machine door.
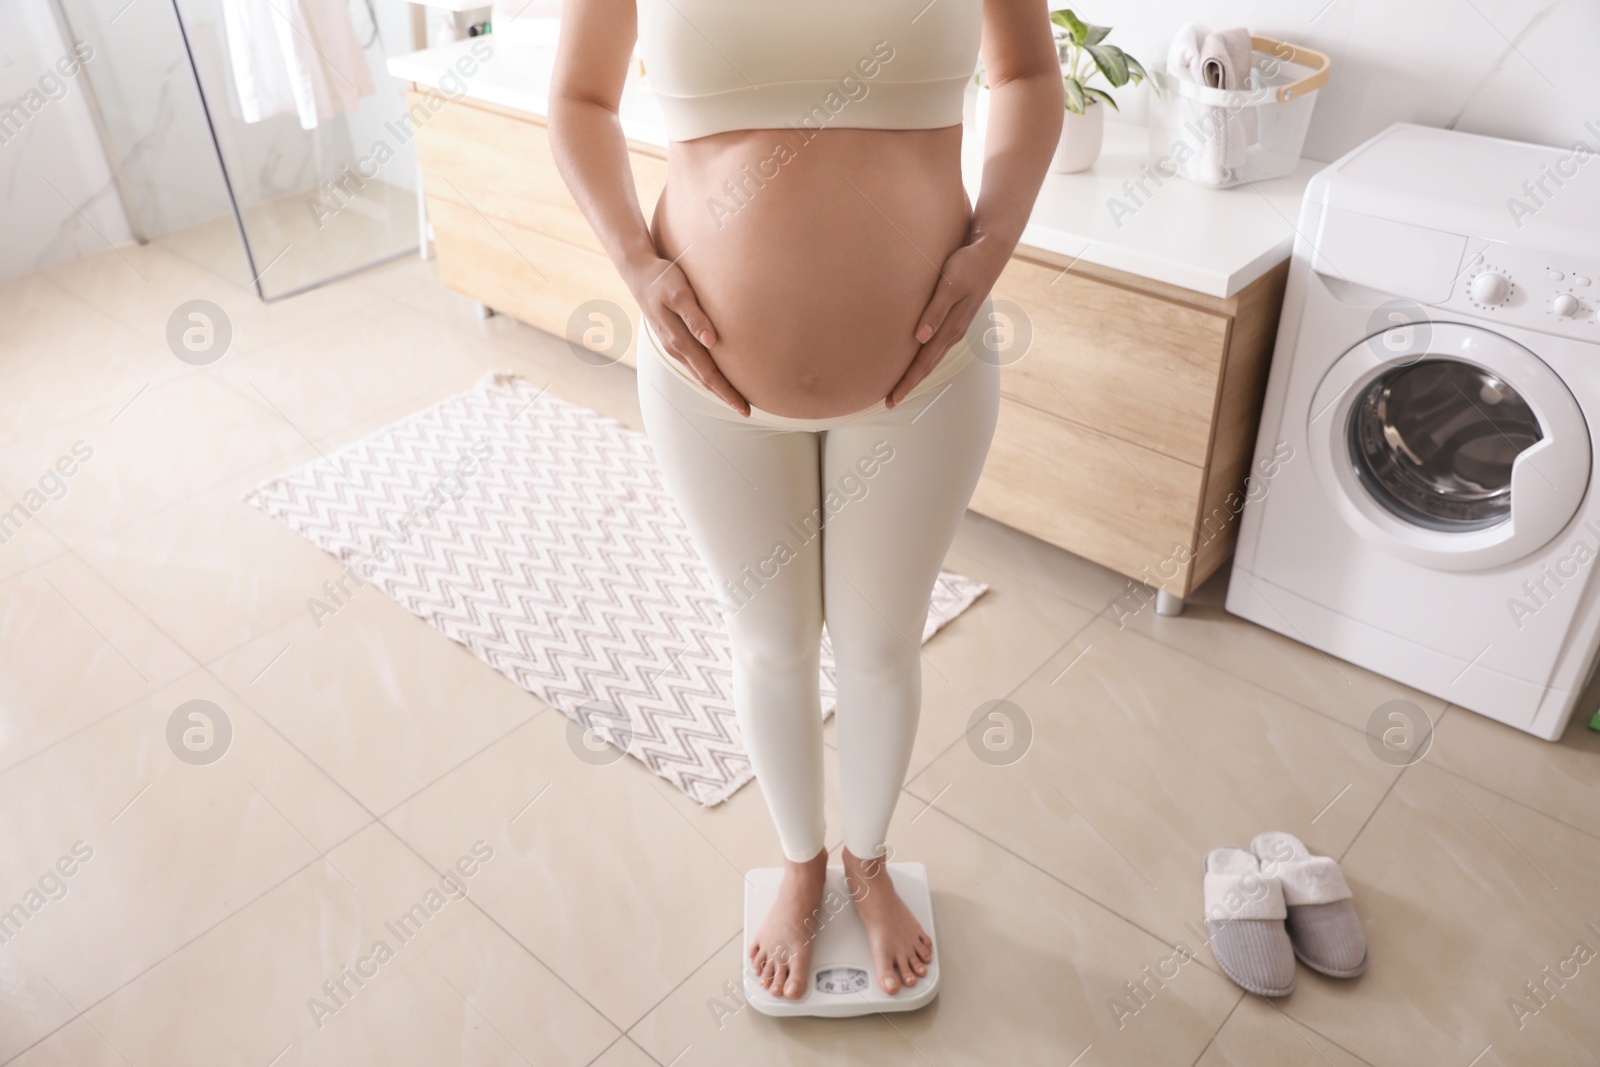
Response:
[1307,321,1591,571]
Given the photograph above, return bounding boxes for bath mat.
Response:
[246,373,987,806]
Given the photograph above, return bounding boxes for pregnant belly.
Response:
[650,126,971,419]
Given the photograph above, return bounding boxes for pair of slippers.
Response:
[1202,831,1367,997]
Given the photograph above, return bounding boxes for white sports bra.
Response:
[635,0,984,142]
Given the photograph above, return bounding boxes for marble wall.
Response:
[0,0,135,281]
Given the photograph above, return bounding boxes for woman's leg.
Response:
[635,334,834,1000]
[635,339,828,861]
[820,350,1000,991]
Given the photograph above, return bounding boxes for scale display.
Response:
[813,966,870,994]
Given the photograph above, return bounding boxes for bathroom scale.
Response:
[741,861,940,1017]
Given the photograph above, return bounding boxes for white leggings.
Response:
[635,316,1000,862]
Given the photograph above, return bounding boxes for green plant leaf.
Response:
[1085,43,1130,87]
[1062,75,1086,114]
[1051,8,1091,45]
[1080,21,1111,46]
[1083,85,1119,111]
[1123,52,1150,86]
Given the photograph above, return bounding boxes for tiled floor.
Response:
[2,239,1598,1067]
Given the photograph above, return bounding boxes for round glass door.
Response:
[1348,358,1544,531]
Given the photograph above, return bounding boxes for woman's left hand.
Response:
[886,240,1008,408]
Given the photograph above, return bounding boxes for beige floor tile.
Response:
[1112,568,1450,734]
[0,553,195,771]
[213,302,507,440]
[822,543,1096,781]
[75,467,353,665]
[1427,695,1600,842]
[383,709,840,1030]
[1281,762,1600,1067]
[1,1017,112,1067]
[313,364,505,453]
[1195,997,1370,1066]
[42,242,378,359]
[0,310,191,449]
[209,589,546,813]
[0,506,67,581]
[0,272,96,352]
[905,617,1402,955]
[476,326,649,435]
[947,509,1129,615]
[71,822,617,1066]
[629,803,1242,1067]
[347,254,442,301]
[0,373,313,548]
[590,1036,660,1067]
[0,669,369,1058]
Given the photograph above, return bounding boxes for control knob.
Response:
[1470,272,1511,306]
[1551,293,1581,318]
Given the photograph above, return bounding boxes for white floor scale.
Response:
[741,862,940,1017]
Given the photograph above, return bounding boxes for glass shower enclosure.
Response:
[48,0,420,300]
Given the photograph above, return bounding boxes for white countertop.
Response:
[390,37,1323,299]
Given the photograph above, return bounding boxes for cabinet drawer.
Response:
[969,396,1206,588]
[409,92,667,257]
[428,195,643,367]
[990,255,1231,465]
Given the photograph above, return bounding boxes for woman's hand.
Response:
[625,255,751,417]
[886,239,1009,408]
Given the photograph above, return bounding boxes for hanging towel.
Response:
[222,0,376,130]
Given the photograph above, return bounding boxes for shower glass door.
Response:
[52,0,420,300]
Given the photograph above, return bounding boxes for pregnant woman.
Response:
[550,0,1062,1000]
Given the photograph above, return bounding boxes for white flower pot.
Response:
[1051,100,1105,173]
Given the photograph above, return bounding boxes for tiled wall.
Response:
[1075,0,1599,163]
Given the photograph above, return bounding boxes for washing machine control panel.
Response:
[1444,241,1599,338]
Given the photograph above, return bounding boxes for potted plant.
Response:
[1048,9,1149,172]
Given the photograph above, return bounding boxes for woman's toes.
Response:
[898,955,918,986]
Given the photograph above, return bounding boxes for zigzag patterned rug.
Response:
[246,373,987,805]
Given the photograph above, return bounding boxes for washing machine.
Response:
[1228,122,1600,741]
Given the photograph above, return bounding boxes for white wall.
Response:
[1072,0,1600,161]
[0,0,134,281]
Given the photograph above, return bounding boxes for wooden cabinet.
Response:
[406,91,665,366]
[975,249,1288,599]
[406,87,1289,605]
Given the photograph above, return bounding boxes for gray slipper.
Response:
[1202,846,1295,997]
[1251,831,1368,978]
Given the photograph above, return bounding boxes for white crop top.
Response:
[635,0,984,142]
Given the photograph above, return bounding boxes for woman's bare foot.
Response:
[841,847,933,994]
[747,847,829,999]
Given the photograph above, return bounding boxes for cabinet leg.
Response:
[1156,589,1185,617]
[474,302,495,321]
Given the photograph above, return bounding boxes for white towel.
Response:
[1164,23,1255,186]
[222,0,376,131]
[1200,28,1256,181]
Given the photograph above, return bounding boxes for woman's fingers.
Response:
[890,295,974,407]
[654,316,751,418]
[661,269,719,349]
[681,347,751,416]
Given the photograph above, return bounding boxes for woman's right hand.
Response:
[626,255,751,418]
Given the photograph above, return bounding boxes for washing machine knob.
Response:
[1552,293,1581,318]
[1471,272,1511,305]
